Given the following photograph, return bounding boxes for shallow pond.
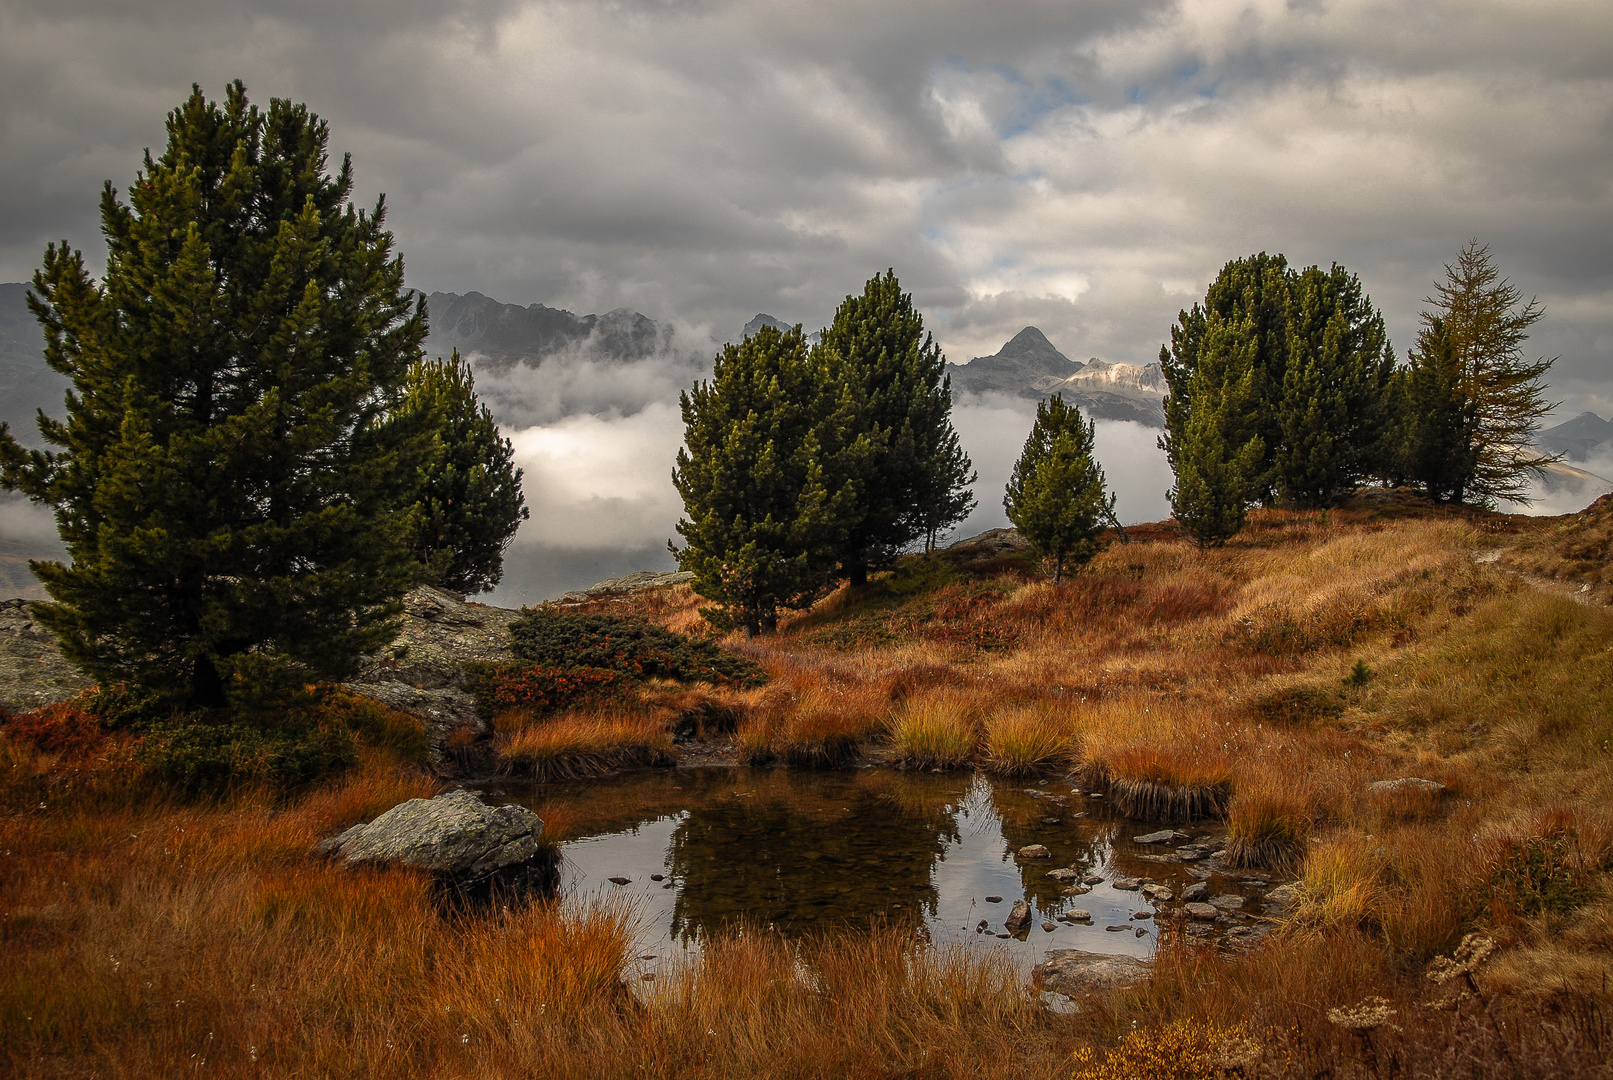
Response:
[491,768,1278,975]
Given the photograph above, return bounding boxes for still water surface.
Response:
[496,768,1271,973]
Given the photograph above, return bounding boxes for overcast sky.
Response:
[2,0,1611,599]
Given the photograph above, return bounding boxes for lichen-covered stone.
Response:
[1034,949,1150,995]
[319,788,544,879]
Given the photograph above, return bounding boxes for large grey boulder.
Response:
[559,569,695,603]
[319,789,552,894]
[1034,949,1151,996]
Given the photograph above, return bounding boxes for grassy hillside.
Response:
[3,497,1610,1077]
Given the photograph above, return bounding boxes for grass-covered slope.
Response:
[3,497,1611,1076]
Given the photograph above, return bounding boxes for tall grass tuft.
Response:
[496,708,673,781]
[889,692,978,769]
[981,705,1076,776]
[1097,747,1233,823]
[1224,779,1315,872]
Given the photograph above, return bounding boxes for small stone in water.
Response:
[1111,876,1143,890]
[1186,902,1219,921]
[1042,922,1057,932]
[1017,844,1051,859]
[976,919,990,932]
[1133,911,1152,920]
[996,932,1012,939]
[650,874,665,881]
[1134,830,1179,844]
[985,895,1003,903]
[1210,895,1245,910]
[662,883,675,889]
[608,877,632,885]
[1061,884,1091,896]
[1104,925,1128,932]
[1065,910,1093,922]
[640,954,657,960]
[1042,817,1062,825]
[1181,882,1208,902]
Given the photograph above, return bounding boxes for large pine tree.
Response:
[815,271,974,583]
[1273,265,1395,506]
[0,83,426,707]
[1400,242,1556,506]
[1163,313,1266,548]
[670,324,839,635]
[1003,394,1114,582]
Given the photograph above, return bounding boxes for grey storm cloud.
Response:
[2,0,1611,600]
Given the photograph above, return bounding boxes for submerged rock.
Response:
[1017,844,1052,859]
[1035,949,1151,995]
[318,789,553,898]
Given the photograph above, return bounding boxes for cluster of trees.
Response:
[1162,245,1556,546]
[671,272,977,634]
[0,83,527,707]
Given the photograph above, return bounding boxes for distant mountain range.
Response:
[741,318,1169,426]
[943,326,1168,426]
[1538,411,1613,464]
[421,291,675,369]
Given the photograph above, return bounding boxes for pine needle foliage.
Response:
[0,82,426,707]
[1162,313,1266,547]
[671,323,840,634]
[816,270,975,578]
[1400,241,1557,506]
[394,349,527,594]
[1003,394,1114,582]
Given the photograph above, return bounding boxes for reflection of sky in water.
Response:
[517,770,1242,973]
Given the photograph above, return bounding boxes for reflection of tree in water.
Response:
[668,770,963,943]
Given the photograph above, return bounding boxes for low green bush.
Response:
[507,610,766,687]
[1252,685,1345,725]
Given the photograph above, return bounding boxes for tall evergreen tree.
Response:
[1161,253,1291,501]
[1273,265,1395,506]
[815,271,974,583]
[0,82,425,707]
[1403,242,1556,506]
[1163,313,1265,548]
[395,350,527,594]
[671,324,839,635]
[1397,316,1481,502]
[1003,394,1114,582]
[1162,254,1394,511]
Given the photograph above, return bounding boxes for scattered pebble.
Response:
[985,895,1003,903]
[650,874,665,882]
[1080,874,1105,886]
[1042,922,1057,932]
[1132,911,1153,920]
[1017,844,1051,859]
[608,877,632,885]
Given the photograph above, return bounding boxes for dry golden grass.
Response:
[9,501,1613,1074]
[888,690,979,768]
[981,704,1077,776]
[497,709,674,781]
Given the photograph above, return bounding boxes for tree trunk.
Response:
[847,559,868,588]
[190,654,227,710]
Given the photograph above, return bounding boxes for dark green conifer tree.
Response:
[1273,265,1395,506]
[395,350,527,594]
[1003,394,1114,582]
[0,82,426,707]
[1163,314,1265,548]
[671,324,839,635]
[1161,253,1291,501]
[815,270,974,582]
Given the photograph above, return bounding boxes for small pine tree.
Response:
[1399,315,1482,501]
[816,270,974,582]
[1003,395,1115,583]
[671,324,838,635]
[395,350,528,594]
[0,83,425,707]
[1163,314,1265,548]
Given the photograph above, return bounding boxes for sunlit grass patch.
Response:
[980,705,1076,776]
[888,692,978,769]
[497,709,673,781]
[1224,777,1316,873]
